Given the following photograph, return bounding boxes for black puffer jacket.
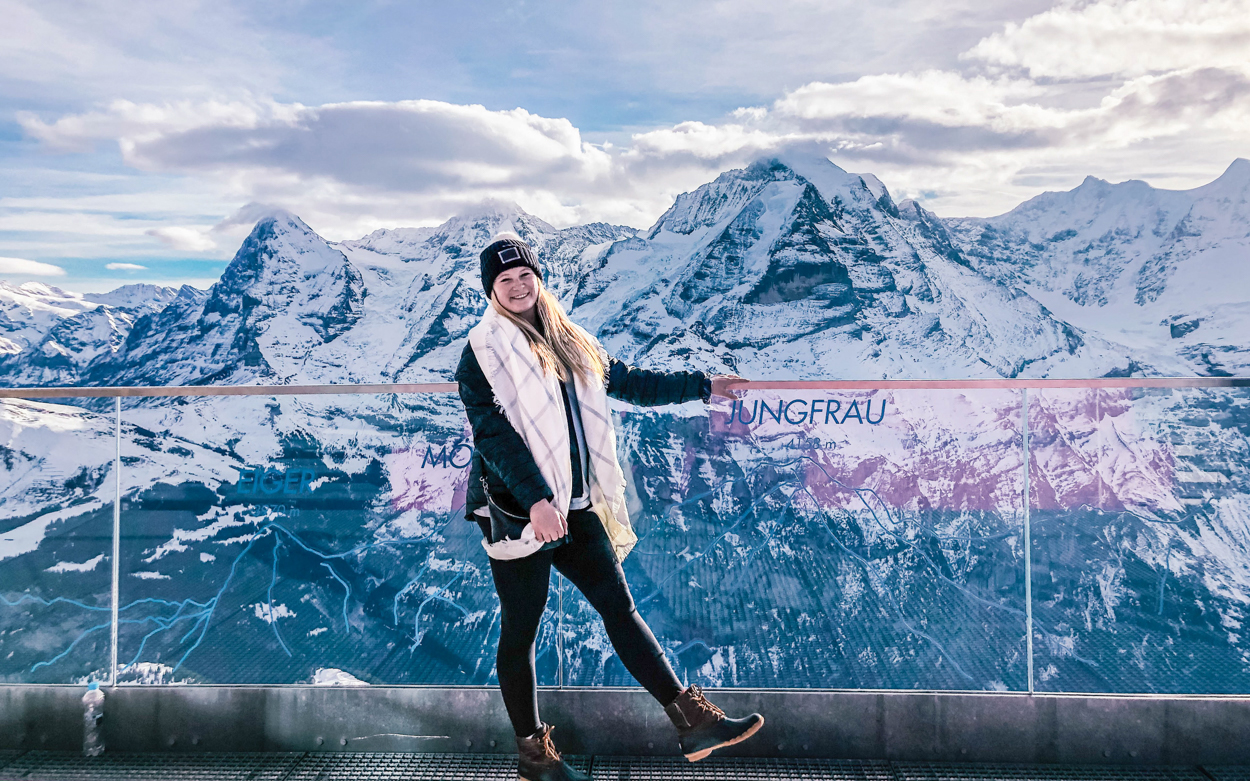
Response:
[455,342,710,521]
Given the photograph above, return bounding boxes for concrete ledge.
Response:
[2,686,1249,765]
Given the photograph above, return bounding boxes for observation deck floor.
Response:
[0,751,1247,781]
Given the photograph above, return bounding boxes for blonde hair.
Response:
[491,283,605,384]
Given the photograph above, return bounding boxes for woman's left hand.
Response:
[529,499,568,543]
[709,374,747,399]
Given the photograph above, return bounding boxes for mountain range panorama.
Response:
[2,157,1250,693]
[2,153,1248,387]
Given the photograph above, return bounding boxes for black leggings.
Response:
[485,507,684,736]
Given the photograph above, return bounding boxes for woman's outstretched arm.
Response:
[605,357,711,406]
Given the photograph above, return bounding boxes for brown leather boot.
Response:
[664,684,764,762]
[515,723,589,781]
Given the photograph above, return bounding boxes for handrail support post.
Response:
[109,396,121,688]
[1022,387,1034,695]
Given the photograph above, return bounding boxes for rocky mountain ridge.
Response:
[946,158,1250,376]
[0,282,193,386]
[1,155,1247,388]
[564,154,1122,380]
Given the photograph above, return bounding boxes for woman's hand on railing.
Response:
[529,499,568,543]
[709,374,747,399]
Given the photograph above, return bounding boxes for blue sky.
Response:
[2,0,1248,292]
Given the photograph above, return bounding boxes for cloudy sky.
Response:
[2,0,1248,291]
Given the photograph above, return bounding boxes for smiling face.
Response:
[492,266,541,319]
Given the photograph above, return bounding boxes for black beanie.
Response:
[480,237,543,295]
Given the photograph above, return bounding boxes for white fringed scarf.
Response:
[469,305,637,562]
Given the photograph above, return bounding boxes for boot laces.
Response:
[537,725,562,761]
[686,685,725,718]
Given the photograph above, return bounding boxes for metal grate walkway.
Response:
[0,752,1243,781]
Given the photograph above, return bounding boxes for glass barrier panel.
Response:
[558,389,1029,691]
[1028,387,1250,694]
[11,381,1247,694]
[0,397,114,684]
[116,393,557,686]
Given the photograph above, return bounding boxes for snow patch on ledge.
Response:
[312,667,368,686]
[46,553,105,573]
[253,602,295,623]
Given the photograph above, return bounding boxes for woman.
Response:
[455,234,764,781]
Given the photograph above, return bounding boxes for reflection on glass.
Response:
[6,382,1246,694]
[113,392,555,685]
[1029,387,1250,694]
[561,390,1029,691]
[0,397,114,683]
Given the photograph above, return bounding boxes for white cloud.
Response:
[773,71,1052,131]
[627,121,786,160]
[105,262,147,271]
[966,0,1250,79]
[145,226,216,252]
[20,99,611,185]
[0,256,66,276]
[11,0,1250,236]
[19,98,302,154]
[18,97,692,233]
[22,59,1250,228]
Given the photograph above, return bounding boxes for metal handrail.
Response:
[0,376,1248,399]
[0,382,459,399]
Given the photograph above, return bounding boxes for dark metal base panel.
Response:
[0,754,1243,781]
[5,687,1250,765]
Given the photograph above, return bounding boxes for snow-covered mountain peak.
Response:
[1192,157,1250,200]
[643,154,884,243]
[1065,174,1157,200]
[449,199,533,225]
[896,199,927,221]
[84,284,181,310]
[247,207,304,231]
[10,281,69,298]
[945,160,1250,375]
[65,203,636,387]
[211,212,364,342]
[11,157,1250,391]
[342,201,557,262]
[0,279,189,387]
[0,281,87,319]
[567,154,1124,379]
[0,280,181,312]
[235,211,343,272]
[646,158,800,238]
[1215,156,1250,180]
[771,151,895,210]
[173,284,208,302]
[953,173,1192,262]
[856,173,888,200]
[74,212,368,387]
